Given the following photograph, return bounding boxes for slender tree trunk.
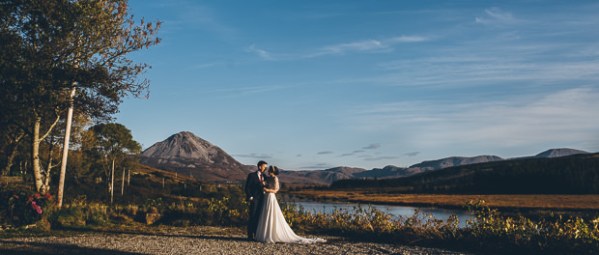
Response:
[121,167,125,196]
[127,168,130,186]
[31,111,61,193]
[32,116,43,192]
[110,158,115,204]
[2,132,24,176]
[57,87,76,208]
[42,153,53,194]
[41,135,58,194]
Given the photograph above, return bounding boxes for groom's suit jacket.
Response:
[245,171,264,202]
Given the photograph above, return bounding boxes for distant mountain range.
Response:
[139,131,591,185]
[332,152,599,194]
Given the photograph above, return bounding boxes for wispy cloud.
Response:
[310,35,429,57]
[206,84,293,98]
[319,40,388,54]
[300,163,334,170]
[246,45,274,60]
[475,7,522,26]
[317,151,334,155]
[233,153,272,159]
[350,87,599,150]
[158,2,237,40]
[340,150,365,157]
[405,152,420,157]
[364,156,398,161]
[362,144,381,150]
[376,53,599,89]
[247,35,430,60]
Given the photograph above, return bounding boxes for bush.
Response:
[4,191,53,226]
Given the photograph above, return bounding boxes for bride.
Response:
[255,166,326,244]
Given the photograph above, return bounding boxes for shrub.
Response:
[5,191,53,226]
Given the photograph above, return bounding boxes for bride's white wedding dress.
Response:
[255,176,326,244]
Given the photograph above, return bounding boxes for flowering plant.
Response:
[7,191,53,225]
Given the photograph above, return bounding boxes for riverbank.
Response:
[0,225,469,255]
[288,190,599,212]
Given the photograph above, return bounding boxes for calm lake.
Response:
[283,200,475,227]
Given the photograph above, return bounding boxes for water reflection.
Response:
[286,201,474,227]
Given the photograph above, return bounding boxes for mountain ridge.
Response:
[139,131,593,185]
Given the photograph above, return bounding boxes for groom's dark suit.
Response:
[245,170,265,239]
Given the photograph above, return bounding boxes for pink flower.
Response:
[31,201,43,215]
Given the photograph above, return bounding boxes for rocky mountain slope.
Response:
[140,131,251,182]
[279,167,365,186]
[535,148,589,158]
[408,155,504,171]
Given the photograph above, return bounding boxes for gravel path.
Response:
[0,226,470,255]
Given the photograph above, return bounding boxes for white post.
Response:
[121,167,126,196]
[57,87,76,208]
[110,158,115,204]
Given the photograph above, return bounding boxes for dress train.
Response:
[255,193,325,244]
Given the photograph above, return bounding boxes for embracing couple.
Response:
[245,160,325,244]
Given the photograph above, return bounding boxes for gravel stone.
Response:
[0,226,471,255]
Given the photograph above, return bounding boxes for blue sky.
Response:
[116,0,599,170]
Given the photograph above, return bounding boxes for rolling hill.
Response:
[331,153,599,194]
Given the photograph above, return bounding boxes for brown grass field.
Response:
[289,190,599,210]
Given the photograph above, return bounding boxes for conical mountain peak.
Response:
[140,131,251,182]
[142,131,217,161]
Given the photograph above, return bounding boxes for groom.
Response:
[245,160,268,240]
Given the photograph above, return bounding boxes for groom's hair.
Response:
[257,160,268,167]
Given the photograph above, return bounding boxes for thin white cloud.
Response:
[234,153,273,159]
[246,45,274,60]
[310,35,430,57]
[405,152,420,157]
[247,35,430,60]
[362,144,381,150]
[320,40,387,54]
[364,156,398,161]
[300,163,334,170]
[317,151,334,155]
[340,150,365,157]
[475,7,521,25]
[206,84,293,98]
[388,36,429,43]
[157,2,237,40]
[350,87,599,150]
[376,55,599,88]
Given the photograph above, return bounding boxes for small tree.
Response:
[88,123,141,204]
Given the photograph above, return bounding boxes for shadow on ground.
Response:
[0,240,143,255]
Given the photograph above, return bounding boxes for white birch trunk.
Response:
[57,87,76,208]
[110,158,115,204]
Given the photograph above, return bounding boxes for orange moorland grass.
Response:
[290,190,599,210]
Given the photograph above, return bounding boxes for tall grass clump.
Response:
[279,199,598,254]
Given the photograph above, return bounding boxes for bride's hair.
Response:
[268,166,279,176]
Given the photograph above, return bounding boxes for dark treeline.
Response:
[331,153,599,194]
